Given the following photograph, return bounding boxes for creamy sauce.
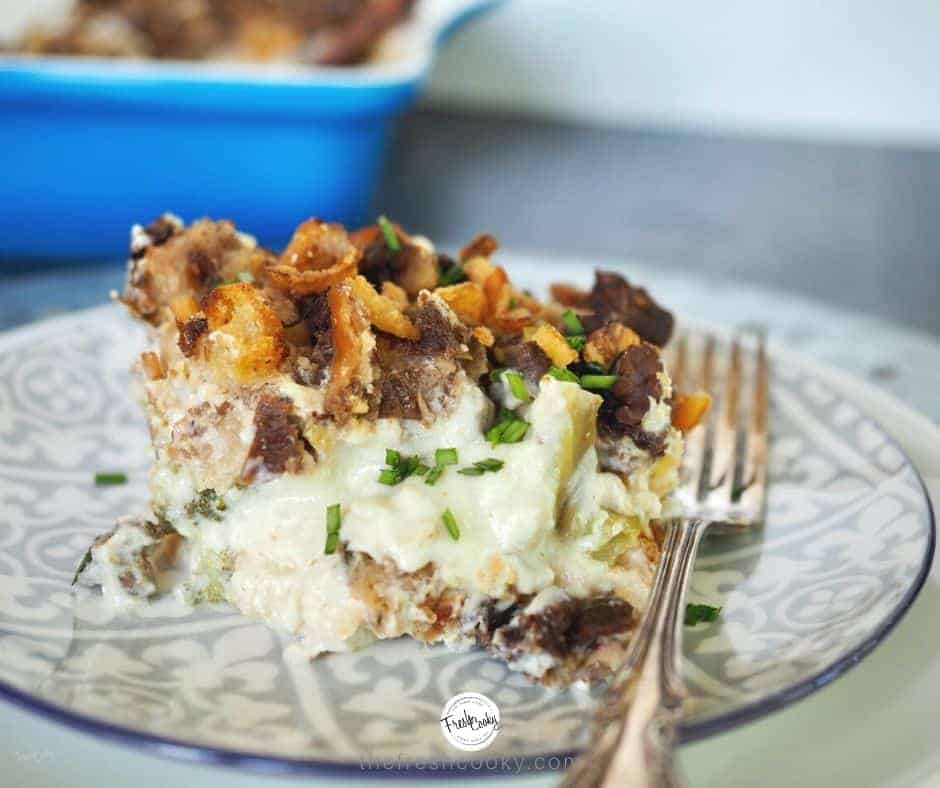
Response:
[161,377,678,655]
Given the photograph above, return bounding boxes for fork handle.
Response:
[560,519,708,788]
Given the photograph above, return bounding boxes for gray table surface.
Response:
[378,110,940,338]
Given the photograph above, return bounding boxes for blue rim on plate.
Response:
[0,305,933,777]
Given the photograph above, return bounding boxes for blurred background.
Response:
[429,1,940,144]
[384,0,940,336]
[1,0,939,337]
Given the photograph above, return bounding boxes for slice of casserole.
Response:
[77,214,697,686]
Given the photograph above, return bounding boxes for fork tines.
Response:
[668,328,769,527]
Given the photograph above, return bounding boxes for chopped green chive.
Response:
[435,448,459,467]
[504,371,531,403]
[379,450,427,485]
[403,457,424,475]
[566,334,586,351]
[546,366,580,384]
[458,458,505,476]
[236,271,255,283]
[486,410,530,445]
[561,309,585,336]
[378,215,400,252]
[94,472,127,486]
[561,309,587,352]
[500,420,529,443]
[438,262,467,286]
[442,508,460,541]
[684,603,721,626]
[324,534,339,555]
[324,503,342,555]
[425,447,459,486]
[580,374,619,391]
[381,447,462,487]
[378,468,401,485]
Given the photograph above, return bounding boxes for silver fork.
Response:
[560,329,770,788]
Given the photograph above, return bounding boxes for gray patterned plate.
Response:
[0,268,933,776]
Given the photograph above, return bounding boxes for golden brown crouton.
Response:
[202,283,287,382]
[526,323,579,368]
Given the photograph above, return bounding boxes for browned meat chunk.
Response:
[468,592,635,677]
[414,300,468,357]
[242,395,303,480]
[374,298,472,420]
[493,338,552,385]
[460,598,522,649]
[569,597,636,647]
[376,339,460,420]
[585,270,674,347]
[598,343,667,455]
[290,293,334,385]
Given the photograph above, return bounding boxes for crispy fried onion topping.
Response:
[267,219,359,295]
[350,275,420,340]
[458,256,541,335]
[325,281,375,418]
[583,323,641,369]
[460,233,498,262]
[549,282,591,309]
[434,281,487,326]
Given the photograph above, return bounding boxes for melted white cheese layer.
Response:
[164,377,678,655]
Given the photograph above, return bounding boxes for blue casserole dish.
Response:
[0,1,499,262]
